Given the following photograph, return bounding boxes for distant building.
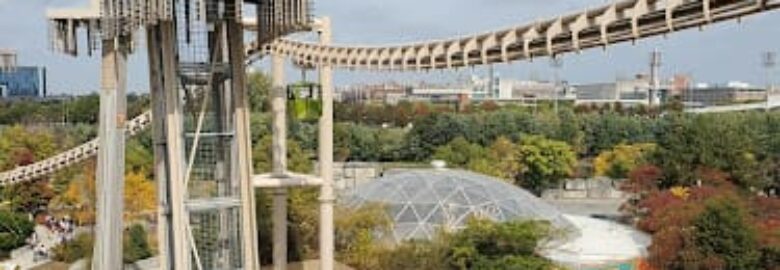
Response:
[510,80,574,101]
[0,49,16,72]
[684,82,766,106]
[573,75,659,105]
[470,75,516,100]
[408,87,471,102]
[338,83,408,104]
[0,50,45,98]
[668,74,692,97]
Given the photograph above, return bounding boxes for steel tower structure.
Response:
[46,0,321,269]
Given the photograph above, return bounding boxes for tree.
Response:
[432,137,485,168]
[0,125,56,171]
[253,136,313,174]
[49,161,96,225]
[126,137,154,177]
[4,180,54,214]
[336,204,393,270]
[694,198,761,269]
[0,210,35,258]
[582,112,655,156]
[594,143,656,179]
[467,137,519,181]
[124,172,156,221]
[403,113,471,161]
[247,72,272,112]
[653,113,764,189]
[515,135,576,195]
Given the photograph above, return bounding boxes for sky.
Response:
[0,0,779,95]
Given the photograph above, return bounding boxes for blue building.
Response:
[0,67,42,98]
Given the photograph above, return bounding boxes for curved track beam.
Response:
[249,0,780,70]
[0,111,151,185]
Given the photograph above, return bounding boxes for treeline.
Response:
[308,105,780,191]
[0,94,150,125]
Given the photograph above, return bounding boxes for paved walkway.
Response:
[2,225,64,269]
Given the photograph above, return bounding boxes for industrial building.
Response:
[0,50,46,98]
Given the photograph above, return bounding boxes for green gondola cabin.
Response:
[287,81,322,121]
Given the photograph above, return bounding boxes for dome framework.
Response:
[344,169,574,242]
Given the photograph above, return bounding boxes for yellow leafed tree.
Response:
[593,143,656,179]
[124,172,157,221]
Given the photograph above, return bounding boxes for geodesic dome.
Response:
[343,168,575,243]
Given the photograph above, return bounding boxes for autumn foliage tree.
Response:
[593,143,656,179]
[627,166,780,270]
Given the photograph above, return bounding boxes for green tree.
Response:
[516,135,576,195]
[404,113,471,161]
[467,137,519,181]
[126,135,154,176]
[123,224,153,264]
[653,113,764,189]
[336,204,393,270]
[247,72,272,113]
[694,198,761,269]
[0,210,35,258]
[432,137,485,168]
[253,136,313,174]
[582,112,655,156]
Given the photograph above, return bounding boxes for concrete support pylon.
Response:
[92,35,129,270]
[146,24,173,270]
[317,17,335,270]
[159,21,192,270]
[227,17,261,270]
[271,53,288,270]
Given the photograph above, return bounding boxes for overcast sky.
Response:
[1,0,779,95]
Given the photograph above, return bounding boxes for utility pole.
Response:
[550,56,563,114]
[650,49,662,107]
[763,51,776,111]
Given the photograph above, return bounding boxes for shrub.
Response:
[123,224,152,263]
[0,210,35,257]
[52,233,92,263]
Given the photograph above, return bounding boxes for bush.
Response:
[447,219,555,269]
[52,233,93,263]
[0,211,35,257]
[371,219,556,270]
[123,224,152,264]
